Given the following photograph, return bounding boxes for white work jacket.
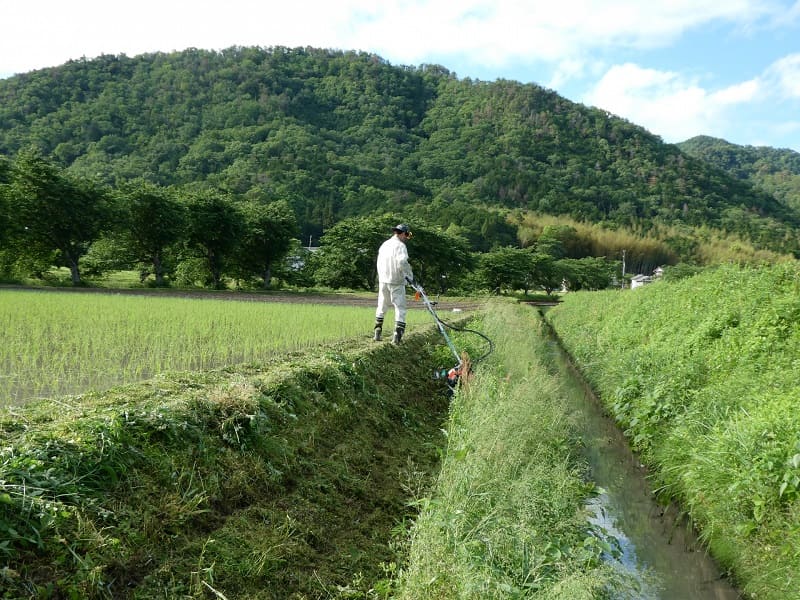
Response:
[376,235,414,285]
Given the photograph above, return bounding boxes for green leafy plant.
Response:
[547,262,800,600]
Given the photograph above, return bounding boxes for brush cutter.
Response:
[407,277,486,391]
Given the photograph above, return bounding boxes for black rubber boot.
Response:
[392,322,406,345]
[373,317,384,341]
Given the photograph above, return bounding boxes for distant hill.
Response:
[1,46,799,257]
[678,135,800,213]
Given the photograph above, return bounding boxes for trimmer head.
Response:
[434,363,464,390]
[408,278,484,393]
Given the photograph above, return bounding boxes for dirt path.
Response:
[1,284,485,311]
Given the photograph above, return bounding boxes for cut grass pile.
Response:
[0,329,448,599]
[546,263,800,600]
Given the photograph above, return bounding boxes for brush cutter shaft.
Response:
[407,278,462,366]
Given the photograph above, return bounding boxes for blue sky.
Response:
[2,0,800,152]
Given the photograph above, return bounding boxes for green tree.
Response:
[558,257,618,290]
[536,225,590,258]
[311,216,388,290]
[182,188,244,289]
[401,225,472,293]
[235,199,299,288]
[0,156,12,279]
[311,215,471,292]
[117,180,187,286]
[8,149,111,284]
[529,252,563,295]
[478,246,533,294]
[0,155,10,248]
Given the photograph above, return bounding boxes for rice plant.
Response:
[0,290,426,405]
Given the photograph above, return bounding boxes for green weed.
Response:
[394,302,614,599]
[547,263,800,599]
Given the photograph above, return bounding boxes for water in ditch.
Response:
[543,332,741,599]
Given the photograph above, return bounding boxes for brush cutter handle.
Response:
[406,276,462,366]
[406,277,426,302]
[407,277,429,294]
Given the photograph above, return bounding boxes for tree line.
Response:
[0,149,626,294]
[0,149,297,289]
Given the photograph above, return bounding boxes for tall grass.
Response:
[0,290,427,405]
[395,301,615,599]
[546,263,800,600]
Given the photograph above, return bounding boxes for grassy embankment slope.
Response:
[395,301,620,599]
[0,329,449,599]
[545,263,800,600]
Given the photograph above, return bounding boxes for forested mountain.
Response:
[677,135,800,213]
[1,46,799,257]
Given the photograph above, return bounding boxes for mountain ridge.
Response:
[677,135,800,213]
[1,46,798,257]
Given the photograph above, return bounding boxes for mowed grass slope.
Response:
[546,263,800,600]
[0,325,450,598]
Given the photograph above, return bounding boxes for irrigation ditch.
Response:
[539,312,742,599]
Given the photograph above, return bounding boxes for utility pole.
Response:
[621,249,626,289]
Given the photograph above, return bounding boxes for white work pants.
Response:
[376,281,407,324]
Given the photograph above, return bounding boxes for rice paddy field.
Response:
[0,289,428,406]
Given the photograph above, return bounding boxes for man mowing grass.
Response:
[374,223,415,344]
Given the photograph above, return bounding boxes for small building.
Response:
[288,246,319,270]
[630,274,653,289]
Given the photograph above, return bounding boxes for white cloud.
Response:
[710,78,761,105]
[339,0,785,68]
[0,0,788,76]
[547,59,593,91]
[580,63,759,142]
[0,1,359,75]
[764,53,800,98]
[580,52,800,147]
[769,0,800,25]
